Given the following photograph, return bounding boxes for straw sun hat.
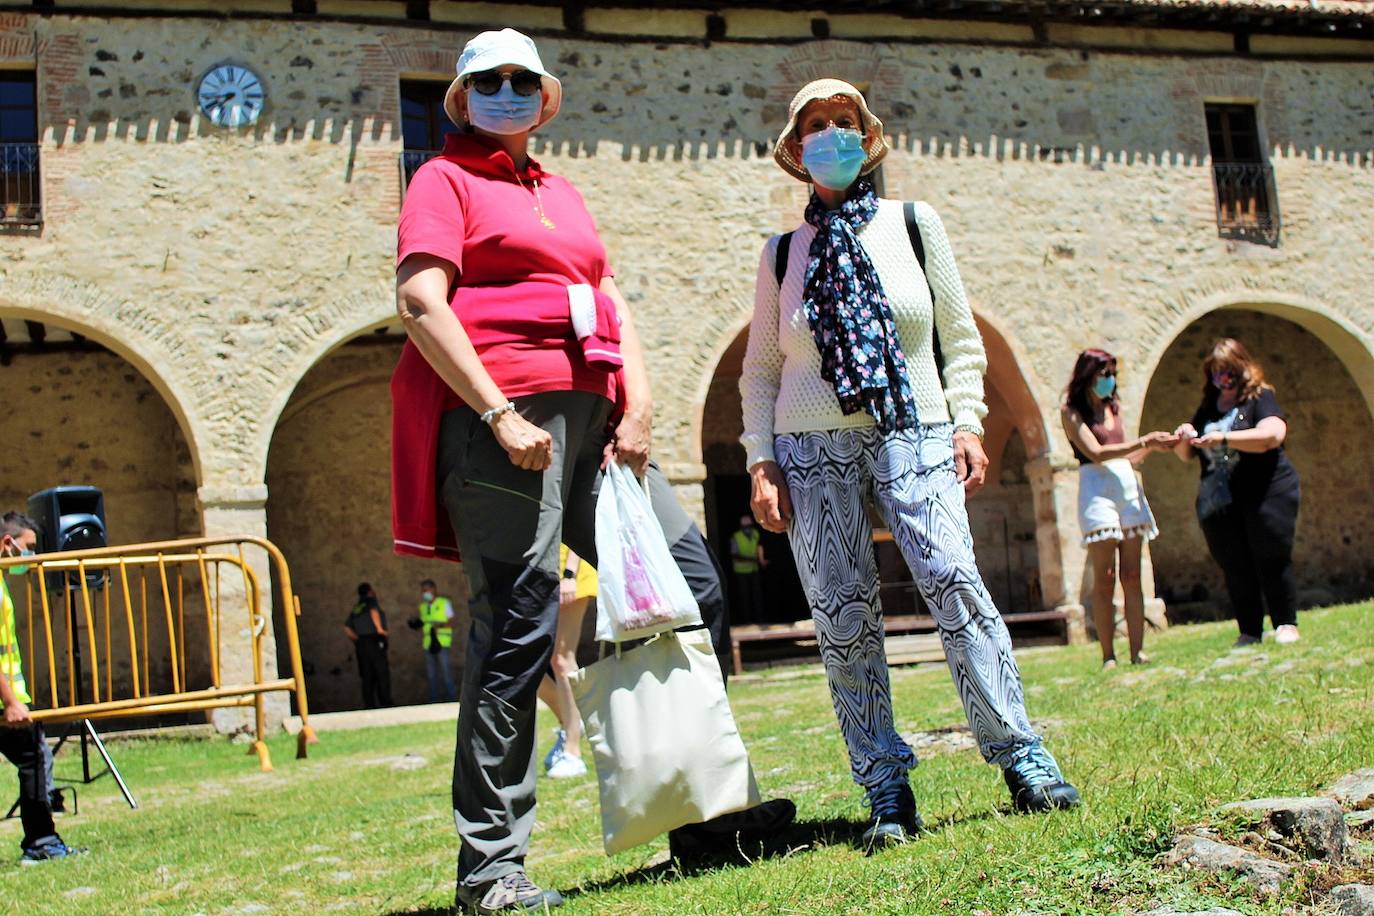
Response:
[443,28,562,130]
[772,78,889,182]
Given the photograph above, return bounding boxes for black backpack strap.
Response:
[904,202,945,379]
[774,231,793,288]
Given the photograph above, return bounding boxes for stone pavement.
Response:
[283,701,459,736]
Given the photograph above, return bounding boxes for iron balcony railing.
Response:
[1212,161,1279,245]
[1,142,41,226]
[399,149,440,195]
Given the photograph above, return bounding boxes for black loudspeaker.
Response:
[27,486,107,591]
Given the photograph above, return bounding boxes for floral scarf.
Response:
[800,179,919,433]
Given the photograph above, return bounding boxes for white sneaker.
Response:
[543,728,566,773]
[546,750,588,779]
[1275,625,1300,645]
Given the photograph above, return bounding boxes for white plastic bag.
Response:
[594,462,702,642]
[568,629,761,854]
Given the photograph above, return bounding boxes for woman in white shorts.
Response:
[1060,349,1177,669]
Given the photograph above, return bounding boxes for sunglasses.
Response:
[465,69,543,97]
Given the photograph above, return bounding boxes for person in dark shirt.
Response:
[344,582,392,708]
[1172,338,1301,647]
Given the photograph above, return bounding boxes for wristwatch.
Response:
[562,569,577,580]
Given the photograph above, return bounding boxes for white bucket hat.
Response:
[773,78,888,183]
[443,28,562,130]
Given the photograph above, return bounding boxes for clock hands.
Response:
[199,66,265,126]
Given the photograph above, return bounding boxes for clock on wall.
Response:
[197,64,266,129]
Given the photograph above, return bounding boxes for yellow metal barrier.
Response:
[0,536,317,771]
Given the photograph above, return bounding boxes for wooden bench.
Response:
[729,609,1072,676]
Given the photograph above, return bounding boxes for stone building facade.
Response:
[0,0,1371,715]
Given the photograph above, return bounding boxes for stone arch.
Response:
[978,310,1054,462]
[691,305,1070,624]
[1131,291,1374,424]
[685,311,752,468]
[0,287,207,485]
[0,308,202,545]
[264,318,461,712]
[971,313,1063,615]
[249,280,395,482]
[679,291,1059,465]
[1138,297,1374,619]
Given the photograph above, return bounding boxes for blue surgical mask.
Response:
[1092,375,1116,398]
[466,84,541,136]
[801,127,867,191]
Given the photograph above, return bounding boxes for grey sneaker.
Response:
[456,871,563,914]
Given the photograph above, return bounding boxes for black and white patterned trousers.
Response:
[775,424,1040,789]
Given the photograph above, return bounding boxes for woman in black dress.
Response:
[1172,338,1301,647]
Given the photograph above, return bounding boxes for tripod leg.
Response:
[51,722,75,757]
[81,721,137,810]
[80,726,92,783]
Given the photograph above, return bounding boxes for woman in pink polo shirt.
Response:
[391,29,653,913]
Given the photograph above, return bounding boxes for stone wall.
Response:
[0,8,1369,710]
[0,345,199,706]
[0,347,197,545]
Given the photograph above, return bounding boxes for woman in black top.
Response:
[1172,338,1301,647]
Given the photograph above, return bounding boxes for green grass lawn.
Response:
[3,604,1373,915]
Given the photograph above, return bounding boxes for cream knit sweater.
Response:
[739,199,988,469]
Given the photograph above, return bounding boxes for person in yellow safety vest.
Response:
[418,579,456,703]
[0,511,82,862]
[730,514,768,624]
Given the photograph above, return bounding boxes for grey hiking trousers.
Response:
[438,390,734,889]
[439,391,610,889]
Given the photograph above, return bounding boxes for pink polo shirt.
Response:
[392,132,619,561]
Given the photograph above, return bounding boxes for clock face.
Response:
[197,65,265,129]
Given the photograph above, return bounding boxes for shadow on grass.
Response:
[378,812,1011,912]
[563,810,1016,901]
[559,817,865,900]
[923,806,1006,832]
[568,807,1013,898]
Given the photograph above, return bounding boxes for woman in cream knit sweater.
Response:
[740,79,1079,847]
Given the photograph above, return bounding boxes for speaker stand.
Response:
[58,719,137,808]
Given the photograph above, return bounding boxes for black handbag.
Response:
[1196,454,1234,520]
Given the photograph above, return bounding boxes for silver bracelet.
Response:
[480,401,516,426]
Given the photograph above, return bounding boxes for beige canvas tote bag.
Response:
[568,628,761,854]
